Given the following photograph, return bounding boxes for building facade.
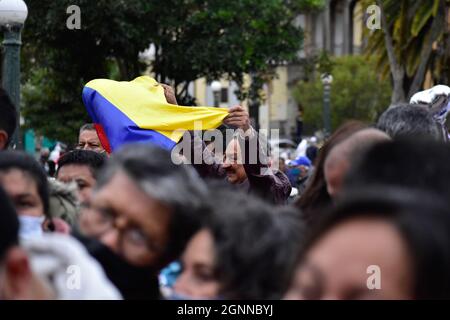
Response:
[191,0,366,138]
[271,0,366,138]
[133,0,368,138]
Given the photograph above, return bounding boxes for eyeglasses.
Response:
[81,204,164,254]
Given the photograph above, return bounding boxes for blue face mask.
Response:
[18,215,45,240]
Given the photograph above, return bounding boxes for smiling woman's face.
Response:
[285,217,414,300]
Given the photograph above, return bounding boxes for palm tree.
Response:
[361,0,450,105]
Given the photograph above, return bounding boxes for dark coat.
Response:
[187,130,291,205]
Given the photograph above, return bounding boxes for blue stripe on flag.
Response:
[82,87,177,151]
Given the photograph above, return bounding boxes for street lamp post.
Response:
[211,80,222,108]
[321,73,333,136]
[0,0,28,149]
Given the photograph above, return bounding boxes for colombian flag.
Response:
[82,76,229,153]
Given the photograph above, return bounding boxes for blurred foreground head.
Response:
[173,185,304,300]
[0,88,17,150]
[296,120,367,221]
[286,188,450,300]
[344,139,450,204]
[77,144,208,298]
[324,128,390,198]
[0,185,19,271]
[0,151,54,239]
[0,185,47,299]
[0,185,119,300]
[87,143,207,268]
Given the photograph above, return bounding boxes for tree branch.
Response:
[181,81,190,98]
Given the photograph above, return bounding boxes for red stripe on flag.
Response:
[94,123,112,154]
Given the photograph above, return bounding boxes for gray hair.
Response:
[96,143,209,261]
[79,123,95,134]
[377,104,442,140]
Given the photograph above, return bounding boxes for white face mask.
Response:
[18,215,45,240]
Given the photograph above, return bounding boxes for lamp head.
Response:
[321,73,333,85]
[0,0,28,26]
[211,80,222,93]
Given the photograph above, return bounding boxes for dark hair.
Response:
[0,185,19,262]
[0,88,17,148]
[204,185,304,299]
[56,149,106,178]
[0,151,50,215]
[79,123,95,134]
[306,145,318,164]
[344,139,450,204]
[96,144,207,267]
[297,187,450,299]
[377,104,442,140]
[295,120,367,223]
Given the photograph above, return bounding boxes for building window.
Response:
[221,88,228,103]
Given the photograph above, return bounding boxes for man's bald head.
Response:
[325,128,391,198]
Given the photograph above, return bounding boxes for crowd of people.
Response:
[1,82,450,300]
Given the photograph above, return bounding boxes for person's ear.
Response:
[2,246,33,299]
[0,130,8,150]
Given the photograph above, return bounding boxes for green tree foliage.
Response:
[20,0,324,143]
[21,0,152,144]
[293,55,392,134]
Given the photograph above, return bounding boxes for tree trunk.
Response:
[377,0,406,105]
[116,58,129,81]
